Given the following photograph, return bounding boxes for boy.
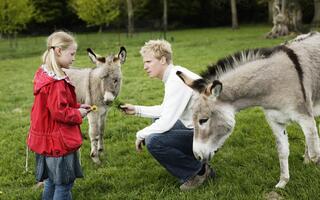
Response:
[121,39,215,190]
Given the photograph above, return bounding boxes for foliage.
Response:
[111,98,124,110]
[0,0,34,34]
[2,26,320,199]
[258,0,314,23]
[0,0,315,34]
[31,0,65,23]
[70,0,121,30]
[290,0,314,24]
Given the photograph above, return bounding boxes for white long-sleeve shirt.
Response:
[135,64,200,140]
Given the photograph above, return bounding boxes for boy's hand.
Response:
[135,138,145,152]
[120,104,136,115]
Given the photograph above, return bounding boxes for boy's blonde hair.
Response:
[42,31,77,78]
[140,39,172,64]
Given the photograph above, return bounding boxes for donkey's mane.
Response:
[200,46,284,81]
[200,32,319,82]
[283,31,317,45]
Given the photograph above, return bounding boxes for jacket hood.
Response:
[33,67,56,95]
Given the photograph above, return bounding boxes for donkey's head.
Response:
[87,47,126,105]
[177,71,235,162]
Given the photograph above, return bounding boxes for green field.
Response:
[1,25,319,200]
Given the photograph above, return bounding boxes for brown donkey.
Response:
[64,47,126,164]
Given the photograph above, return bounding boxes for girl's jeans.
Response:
[145,120,202,183]
[42,179,74,200]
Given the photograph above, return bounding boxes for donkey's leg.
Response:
[265,111,289,188]
[297,116,320,164]
[304,145,312,164]
[98,109,107,155]
[87,112,101,164]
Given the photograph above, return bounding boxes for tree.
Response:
[31,0,65,23]
[29,0,82,34]
[268,0,273,24]
[71,0,120,32]
[266,0,305,38]
[257,0,277,24]
[126,0,134,37]
[287,0,302,32]
[163,0,168,39]
[312,0,320,27]
[0,0,34,35]
[230,0,239,29]
[266,0,289,38]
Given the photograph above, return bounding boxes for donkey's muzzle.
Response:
[103,91,115,105]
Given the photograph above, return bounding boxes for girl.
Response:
[27,31,90,200]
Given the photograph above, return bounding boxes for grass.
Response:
[1,25,320,199]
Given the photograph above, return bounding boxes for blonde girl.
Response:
[27,31,90,200]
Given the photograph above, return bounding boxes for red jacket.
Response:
[27,67,83,157]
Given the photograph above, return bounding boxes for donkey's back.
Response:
[286,32,320,106]
[67,67,91,104]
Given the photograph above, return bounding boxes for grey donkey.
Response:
[177,32,320,188]
[64,47,126,164]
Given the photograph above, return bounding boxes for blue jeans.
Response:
[145,120,202,183]
[42,179,74,200]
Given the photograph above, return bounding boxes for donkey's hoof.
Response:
[91,156,101,165]
[316,158,320,166]
[98,149,104,156]
[275,180,287,189]
[303,156,311,164]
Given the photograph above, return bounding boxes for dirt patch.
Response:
[264,191,283,200]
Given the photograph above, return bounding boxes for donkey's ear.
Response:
[176,71,193,86]
[118,47,127,64]
[87,48,97,64]
[208,80,222,97]
[176,71,207,93]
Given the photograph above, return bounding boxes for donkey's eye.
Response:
[100,74,108,79]
[114,79,118,84]
[199,118,208,125]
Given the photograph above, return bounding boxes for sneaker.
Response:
[180,164,215,191]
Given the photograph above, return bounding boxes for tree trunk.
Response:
[231,0,239,29]
[312,0,320,27]
[126,0,134,38]
[266,0,289,38]
[8,33,18,49]
[294,2,303,31]
[281,0,286,14]
[163,0,167,39]
[288,1,303,32]
[268,0,274,24]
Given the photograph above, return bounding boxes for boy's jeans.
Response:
[145,120,202,183]
[42,179,74,200]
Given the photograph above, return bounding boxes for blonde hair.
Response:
[140,39,172,64]
[42,31,77,78]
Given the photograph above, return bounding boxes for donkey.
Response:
[64,47,126,164]
[177,32,320,188]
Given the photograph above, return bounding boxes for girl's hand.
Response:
[120,104,136,115]
[78,108,89,118]
[80,104,91,110]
